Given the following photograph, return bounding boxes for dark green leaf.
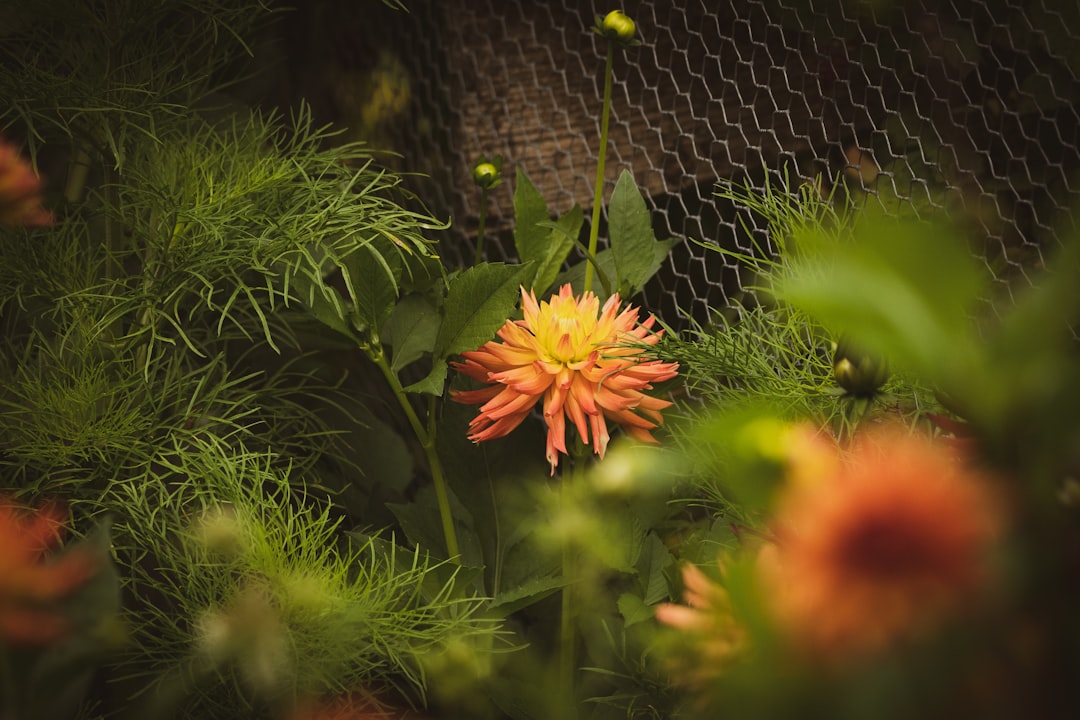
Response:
[513,169,551,268]
[342,242,401,340]
[387,484,483,566]
[292,270,361,343]
[402,358,448,395]
[779,216,986,388]
[436,398,551,593]
[432,262,531,361]
[555,248,618,303]
[592,511,645,573]
[485,678,550,720]
[608,170,658,296]
[616,592,653,627]
[490,574,566,614]
[635,532,676,605]
[384,293,441,373]
[349,404,414,496]
[555,238,673,303]
[531,204,583,295]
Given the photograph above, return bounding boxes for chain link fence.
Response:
[285,0,1080,329]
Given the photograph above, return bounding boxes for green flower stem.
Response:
[63,139,92,205]
[573,238,613,298]
[559,445,587,717]
[369,346,461,561]
[559,509,576,714]
[425,393,460,561]
[474,186,489,265]
[559,555,576,714]
[584,43,615,295]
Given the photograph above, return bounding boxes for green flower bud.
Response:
[471,156,502,190]
[595,10,639,47]
[833,335,889,396]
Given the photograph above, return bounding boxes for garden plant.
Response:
[1,3,1079,720]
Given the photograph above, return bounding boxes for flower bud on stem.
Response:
[472,158,502,265]
[595,10,639,48]
[584,12,638,294]
[584,44,615,295]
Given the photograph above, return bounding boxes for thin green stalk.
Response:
[584,44,615,295]
[572,238,613,298]
[559,510,576,715]
[64,139,92,205]
[474,186,489,265]
[426,393,460,561]
[483,443,503,594]
[559,444,587,717]
[369,346,461,561]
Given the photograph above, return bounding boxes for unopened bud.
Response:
[472,157,502,190]
[596,10,638,46]
[832,335,889,396]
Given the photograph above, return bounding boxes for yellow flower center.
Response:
[540,294,601,365]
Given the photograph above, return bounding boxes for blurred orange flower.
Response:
[758,425,1004,662]
[654,562,746,681]
[452,284,678,473]
[0,140,53,227]
[288,691,416,720]
[0,497,98,645]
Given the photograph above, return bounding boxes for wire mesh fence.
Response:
[290,0,1080,329]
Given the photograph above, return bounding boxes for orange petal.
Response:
[0,606,69,646]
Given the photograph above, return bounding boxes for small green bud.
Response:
[596,10,638,46]
[833,335,889,396]
[472,156,502,190]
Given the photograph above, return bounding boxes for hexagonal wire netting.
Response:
[308,0,1080,331]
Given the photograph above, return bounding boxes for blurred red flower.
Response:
[0,497,98,645]
[757,425,1004,662]
[452,284,678,473]
[0,140,54,227]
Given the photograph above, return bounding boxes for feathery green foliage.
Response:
[0,0,277,168]
[0,2,493,716]
[658,174,921,421]
[107,437,496,717]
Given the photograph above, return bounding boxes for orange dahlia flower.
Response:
[654,563,746,675]
[0,497,98,645]
[451,284,678,473]
[758,424,1004,662]
[0,139,53,227]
